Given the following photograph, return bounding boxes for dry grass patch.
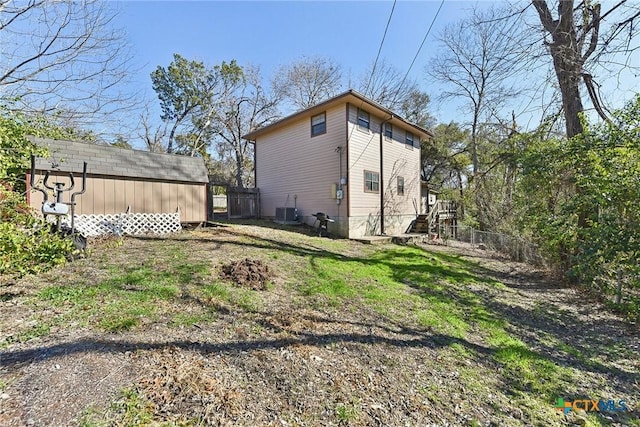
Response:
[0,221,638,427]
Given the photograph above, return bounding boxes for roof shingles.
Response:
[29,137,209,184]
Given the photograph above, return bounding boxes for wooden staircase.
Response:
[409,200,457,235]
[411,214,431,233]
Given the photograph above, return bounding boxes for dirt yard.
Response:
[0,223,638,426]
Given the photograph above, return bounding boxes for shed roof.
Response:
[29,137,209,184]
[243,89,434,141]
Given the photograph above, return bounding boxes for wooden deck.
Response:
[408,200,458,236]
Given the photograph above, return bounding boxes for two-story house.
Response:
[242,90,432,238]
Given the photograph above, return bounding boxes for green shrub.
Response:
[0,220,74,276]
[1,103,86,277]
[517,95,640,319]
[0,188,74,276]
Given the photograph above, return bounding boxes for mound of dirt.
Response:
[220,258,271,290]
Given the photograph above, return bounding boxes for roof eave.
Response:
[242,89,433,141]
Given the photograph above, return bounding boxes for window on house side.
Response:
[364,170,379,193]
[405,131,415,147]
[384,122,393,139]
[397,176,405,195]
[311,112,326,136]
[357,109,370,130]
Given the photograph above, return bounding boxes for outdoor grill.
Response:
[312,212,334,237]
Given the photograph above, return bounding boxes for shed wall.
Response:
[29,173,206,222]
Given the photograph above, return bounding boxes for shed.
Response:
[27,137,209,222]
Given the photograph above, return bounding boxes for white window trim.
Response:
[311,112,326,137]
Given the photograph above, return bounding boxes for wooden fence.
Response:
[227,187,260,219]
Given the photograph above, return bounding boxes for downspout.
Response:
[379,116,393,235]
[253,140,259,218]
[346,103,351,220]
[252,140,257,189]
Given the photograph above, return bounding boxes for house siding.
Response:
[249,91,427,239]
[256,104,348,235]
[346,105,421,238]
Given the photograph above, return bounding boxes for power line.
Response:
[364,0,397,97]
[347,0,397,174]
[391,0,445,105]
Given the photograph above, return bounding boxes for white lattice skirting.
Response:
[52,212,182,237]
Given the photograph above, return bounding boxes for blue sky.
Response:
[114,1,482,126]
[111,0,639,143]
[115,0,472,74]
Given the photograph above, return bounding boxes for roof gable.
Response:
[29,137,209,183]
[242,89,433,141]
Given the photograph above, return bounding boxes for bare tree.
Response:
[398,88,435,129]
[139,109,168,153]
[272,56,343,111]
[357,59,421,112]
[211,66,281,187]
[354,59,434,129]
[0,0,136,125]
[428,5,527,176]
[531,0,640,138]
[148,55,280,185]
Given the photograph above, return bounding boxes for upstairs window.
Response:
[384,122,393,139]
[405,131,415,147]
[397,176,405,195]
[311,112,326,137]
[357,109,370,130]
[364,170,379,193]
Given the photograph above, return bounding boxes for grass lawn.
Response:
[0,221,637,426]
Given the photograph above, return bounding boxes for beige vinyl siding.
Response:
[255,104,347,228]
[29,173,206,222]
[347,105,421,237]
[383,131,421,215]
[347,106,384,219]
[252,94,424,239]
[382,129,421,235]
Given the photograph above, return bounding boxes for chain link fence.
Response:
[441,224,546,266]
[437,224,637,313]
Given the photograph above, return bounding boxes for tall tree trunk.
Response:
[456,170,465,220]
[235,151,244,188]
[547,37,585,138]
[471,113,480,175]
[532,0,586,138]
